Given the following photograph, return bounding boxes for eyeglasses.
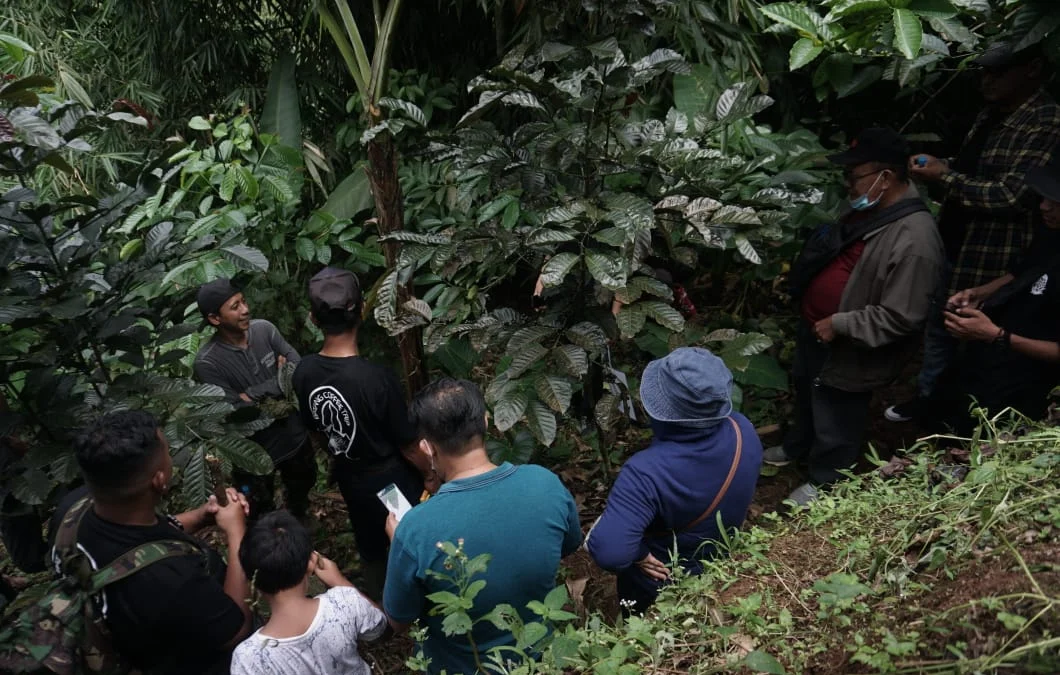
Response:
[843,168,884,184]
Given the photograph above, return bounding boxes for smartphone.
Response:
[377,483,414,522]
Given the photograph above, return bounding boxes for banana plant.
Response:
[314,0,428,395]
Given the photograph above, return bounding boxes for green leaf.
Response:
[478,193,519,224]
[441,611,473,636]
[553,344,589,377]
[826,0,891,21]
[323,168,374,219]
[188,116,212,131]
[57,69,94,108]
[789,38,824,70]
[544,585,569,611]
[672,65,714,116]
[486,430,536,465]
[0,34,34,62]
[744,650,787,674]
[616,303,647,339]
[378,97,428,127]
[892,8,924,60]
[506,342,548,379]
[182,447,208,506]
[642,301,685,332]
[517,622,549,650]
[761,3,821,37]
[208,436,273,475]
[735,235,762,264]
[525,400,557,446]
[907,0,957,19]
[507,325,557,354]
[493,390,529,432]
[295,237,316,261]
[260,53,302,150]
[733,354,789,391]
[585,251,626,290]
[535,375,573,413]
[566,322,608,353]
[540,252,580,288]
[219,167,238,202]
[221,245,269,272]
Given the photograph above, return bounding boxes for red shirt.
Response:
[801,240,867,324]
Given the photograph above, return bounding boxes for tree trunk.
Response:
[366,132,428,398]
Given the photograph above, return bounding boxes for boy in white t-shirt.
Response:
[231,510,388,675]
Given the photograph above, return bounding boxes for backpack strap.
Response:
[89,539,202,593]
[54,496,94,555]
[839,198,929,248]
[648,417,744,538]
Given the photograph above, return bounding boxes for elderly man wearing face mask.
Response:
[764,127,946,506]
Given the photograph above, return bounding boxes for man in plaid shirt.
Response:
[886,41,1060,424]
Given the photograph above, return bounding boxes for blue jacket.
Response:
[587,414,762,598]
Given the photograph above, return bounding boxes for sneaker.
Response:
[785,482,820,508]
[762,446,793,467]
[884,397,930,423]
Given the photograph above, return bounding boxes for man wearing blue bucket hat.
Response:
[586,347,763,613]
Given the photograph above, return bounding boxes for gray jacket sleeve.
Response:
[242,321,297,400]
[831,252,940,348]
[193,358,246,405]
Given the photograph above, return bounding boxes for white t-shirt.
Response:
[231,586,387,675]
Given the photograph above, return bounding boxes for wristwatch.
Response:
[992,327,1010,349]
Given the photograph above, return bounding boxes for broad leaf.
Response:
[493,389,529,432]
[323,168,374,219]
[735,235,762,264]
[540,253,580,288]
[525,401,557,446]
[643,301,685,332]
[221,245,269,272]
[506,342,548,379]
[761,3,821,37]
[585,251,626,290]
[261,53,302,150]
[789,38,823,71]
[535,375,573,414]
[553,344,589,377]
[892,8,924,60]
[615,303,647,339]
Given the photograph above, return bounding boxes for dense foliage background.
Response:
[2,0,1059,671]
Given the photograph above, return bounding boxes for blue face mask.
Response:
[849,172,886,211]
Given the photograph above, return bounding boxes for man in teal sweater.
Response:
[383,378,582,674]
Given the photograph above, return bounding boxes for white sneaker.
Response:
[762,446,793,467]
[785,482,819,508]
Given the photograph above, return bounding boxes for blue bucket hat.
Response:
[639,347,733,427]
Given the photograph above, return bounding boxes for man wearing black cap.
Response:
[193,279,316,519]
[292,267,427,599]
[766,128,945,505]
[887,41,1060,423]
[930,160,1060,431]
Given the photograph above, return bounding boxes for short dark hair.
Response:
[314,306,362,336]
[239,510,313,594]
[408,378,487,456]
[73,410,164,497]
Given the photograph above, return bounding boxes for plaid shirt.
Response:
[942,90,1060,293]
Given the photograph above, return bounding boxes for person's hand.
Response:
[908,154,949,182]
[385,512,399,542]
[277,355,287,370]
[311,552,349,588]
[813,316,836,343]
[214,487,249,536]
[944,307,1000,342]
[238,393,253,403]
[947,287,979,310]
[635,553,671,582]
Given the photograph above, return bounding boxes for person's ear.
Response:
[418,438,433,458]
[149,468,169,495]
[206,313,221,327]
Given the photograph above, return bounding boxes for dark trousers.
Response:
[783,322,873,486]
[233,439,317,519]
[333,457,423,564]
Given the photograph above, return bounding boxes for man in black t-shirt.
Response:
[50,410,253,674]
[935,161,1060,432]
[292,267,430,598]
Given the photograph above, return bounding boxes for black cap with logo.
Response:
[827,127,910,167]
[197,279,242,319]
